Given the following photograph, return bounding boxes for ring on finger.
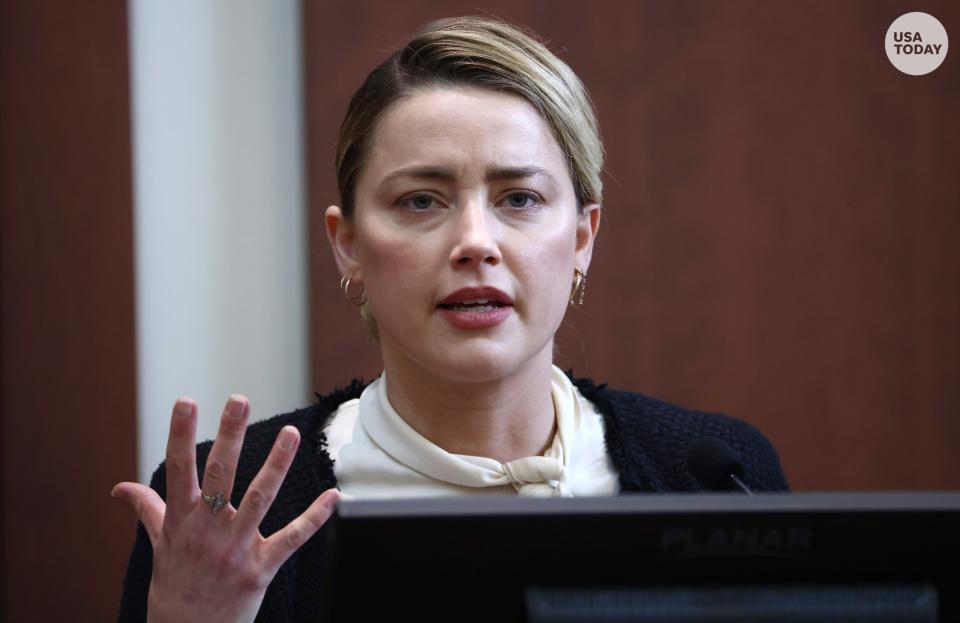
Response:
[202,491,227,516]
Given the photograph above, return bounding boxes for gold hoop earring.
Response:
[570,268,587,306]
[340,275,367,306]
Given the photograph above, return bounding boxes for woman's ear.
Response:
[325,205,361,277]
[574,203,602,272]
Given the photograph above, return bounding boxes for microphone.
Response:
[686,436,753,494]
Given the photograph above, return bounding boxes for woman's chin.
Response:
[432,359,516,384]
[420,337,554,385]
[381,320,554,384]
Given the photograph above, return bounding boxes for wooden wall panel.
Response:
[305,0,959,491]
[0,1,137,619]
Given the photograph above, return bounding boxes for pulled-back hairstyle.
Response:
[335,16,604,217]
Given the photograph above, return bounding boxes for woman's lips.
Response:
[437,304,513,329]
[438,286,513,306]
[437,285,514,329]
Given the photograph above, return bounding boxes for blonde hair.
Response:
[335,15,604,217]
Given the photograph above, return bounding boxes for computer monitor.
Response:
[319,492,960,622]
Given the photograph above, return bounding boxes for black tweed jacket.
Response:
[118,377,789,622]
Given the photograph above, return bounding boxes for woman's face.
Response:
[327,87,600,383]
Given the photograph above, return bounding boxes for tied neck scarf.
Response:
[357,367,580,497]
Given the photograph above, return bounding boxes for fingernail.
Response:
[280,431,295,450]
[176,399,194,418]
[230,395,248,419]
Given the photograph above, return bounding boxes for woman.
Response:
[114,16,788,622]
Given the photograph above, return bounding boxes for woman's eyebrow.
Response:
[486,165,557,185]
[379,166,456,187]
[378,165,557,187]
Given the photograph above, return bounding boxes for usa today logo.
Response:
[885,12,949,76]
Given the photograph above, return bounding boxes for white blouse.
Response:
[322,365,619,499]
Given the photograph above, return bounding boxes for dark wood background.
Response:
[0,1,956,620]
[305,0,960,492]
[1,1,137,620]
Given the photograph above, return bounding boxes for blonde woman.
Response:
[114,16,788,622]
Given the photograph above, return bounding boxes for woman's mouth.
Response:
[438,298,507,312]
[437,296,513,330]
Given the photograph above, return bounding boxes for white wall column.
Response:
[129,0,309,482]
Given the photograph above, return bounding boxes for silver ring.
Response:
[202,491,226,516]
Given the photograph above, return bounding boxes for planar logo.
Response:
[659,526,813,559]
[885,12,949,75]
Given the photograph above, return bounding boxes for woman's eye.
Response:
[401,194,435,211]
[503,192,537,209]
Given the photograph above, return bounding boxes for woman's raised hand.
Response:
[112,395,340,623]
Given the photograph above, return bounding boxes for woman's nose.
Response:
[449,200,502,267]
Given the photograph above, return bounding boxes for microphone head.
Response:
[686,436,746,491]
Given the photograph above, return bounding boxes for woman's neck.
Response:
[380,345,557,464]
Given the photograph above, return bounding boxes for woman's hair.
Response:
[335,15,605,218]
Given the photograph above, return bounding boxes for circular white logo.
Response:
[885,12,949,76]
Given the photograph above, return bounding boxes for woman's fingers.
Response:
[261,488,341,574]
[232,426,301,539]
[199,395,250,515]
[114,394,336,622]
[112,482,166,546]
[164,398,199,522]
